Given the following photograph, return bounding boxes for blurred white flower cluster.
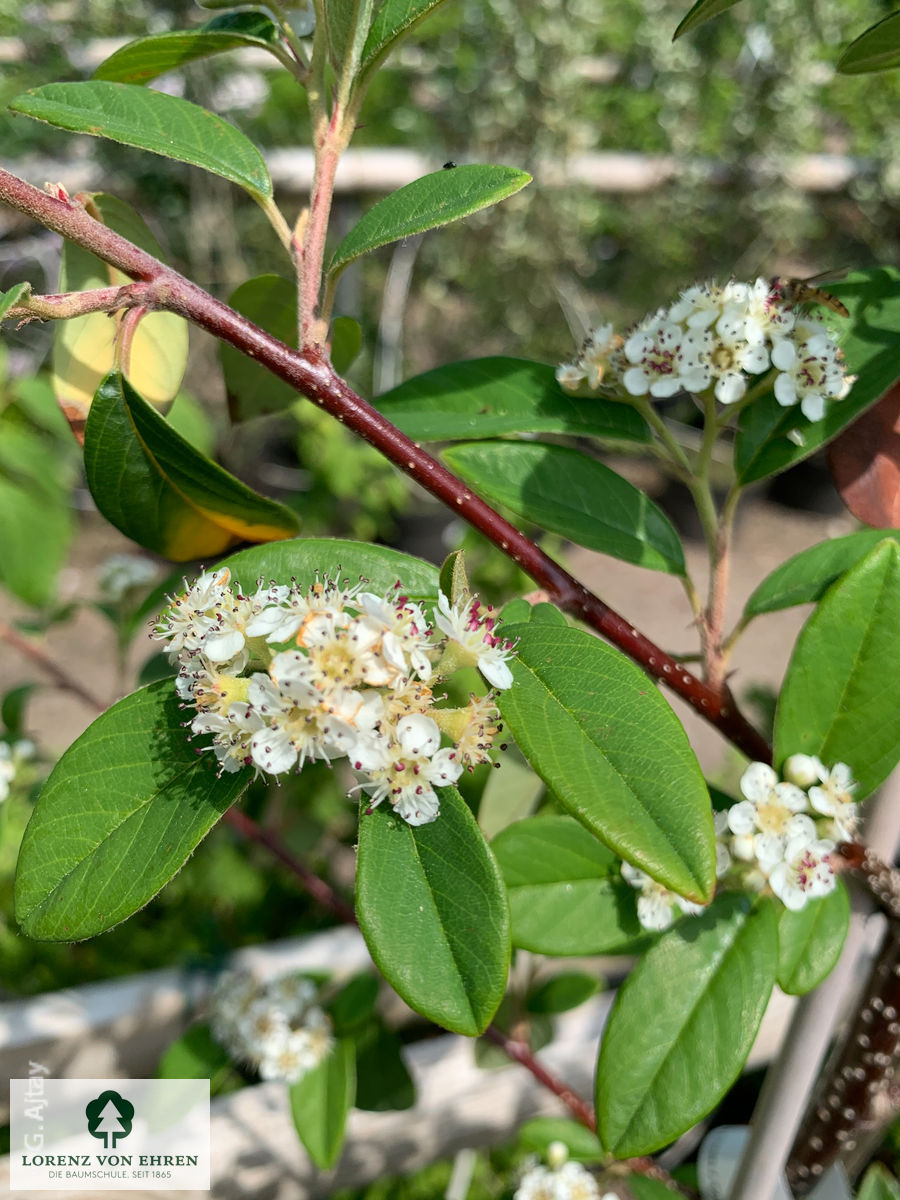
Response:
[98,553,158,602]
[515,1141,611,1200]
[557,278,854,422]
[209,970,332,1085]
[0,739,34,804]
[622,756,856,930]
[153,568,514,826]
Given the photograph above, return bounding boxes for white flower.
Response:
[622,315,709,398]
[515,1166,557,1200]
[700,309,771,404]
[433,592,515,689]
[556,361,587,392]
[768,836,836,911]
[783,753,826,789]
[621,862,705,931]
[727,761,815,872]
[771,318,853,422]
[808,761,858,841]
[732,277,795,346]
[668,282,724,329]
[352,712,463,826]
[0,743,15,803]
[98,553,157,601]
[154,567,232,657]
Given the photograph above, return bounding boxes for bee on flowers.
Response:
[768,272,850,320]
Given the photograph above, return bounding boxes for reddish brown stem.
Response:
[0,618,106,712]
[0,167,771,763]
[223,807,358,925]
[482,1023,597,1131]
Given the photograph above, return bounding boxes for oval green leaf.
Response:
[498,625,715,901]
[492,815,645,955]
[597,894,778,1158]
[673,0,743,39]
[327,165,531,279]
[9,81,272,200]
[858,1163,900,1200]
[517,1117,605,1163]
[14,680,248,940]
[734,267,900,484]
[837,12,900,75]
[444,441,685,574]
[289,1039,356,1170]
[220,274,297,421]
[360,0,454,76]
[376,357,650,443]
[527,972,598,1014]
[83,371,298,561]
[93,13,284,84]
[744,529,900,618]
[219,538,439,603]
[356,786,510,1036]
[777,880,850,995]
[354,1022,415,1112]
[774,539,900,799]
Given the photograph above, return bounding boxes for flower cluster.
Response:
[153,568,514,826]
[515,1142,610,1200]
[209,970,332,1085]
[622,756,856,931]
[557,277,854,422]
[0,739,34,804]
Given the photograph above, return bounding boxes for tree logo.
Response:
[85,1090,135,1149]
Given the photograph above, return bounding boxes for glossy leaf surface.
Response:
[360,0,453,75]
[673,0,742,39]
[220,538,439,603]
[516,1117,604,1163]
[774,539,900,798]
[84,372,298,560]
[597,895,777,1157]
[492,815,644,955]
[744,529,900,617]
[837,12,900,74]
[10,81,272,200]
[857,1163,900,1200]
[328,165,530,279]
[443,441,685,574]
[498,625,715,901]
[356,787,510,1036]
[734,268,900,484]
[777,881,850,995]
[15,681,248,940]
[376,357,650,443]
[93,13,283,83]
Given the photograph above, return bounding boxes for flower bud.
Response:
[783,754,824,789]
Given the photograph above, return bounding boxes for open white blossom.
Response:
[514,1143,605,1200]
[558,275,853,426]
[154,571,513,826]
[621,862,705,932]
[727,761,815,872]
[808,761,858,841]
[768,836,837,910]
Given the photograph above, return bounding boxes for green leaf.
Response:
[375,357,650,443]
[857,1163,900,1200]
[626,1179,686,1200]
[777,881,850,995]
[356,787,510,1036]
[331,316,363,376]
[326,0,378,84]
[438,548,469,606]
[52,192,188,415]
[360,0,453,76]
[499,626,715,900]
[219,538,439,604]
[9,81,272,200]
[2,683,36,738]
[444,442,685,574]
[328,972,379,1034]
[527,972,599,1014]
[597,895,778,1158]
[734,268,900,484]
[92,13,283,84]
[744,529,900,618]
[0,465,73,607]
[328,165,531,280]
[220,275,297,421]
[0,282,30,320]
[516,1116,605,1162]
[289,1039,356,1170]
[83,371,298,561]
[157,1023,230,1080]
[14,680,248,940]
[354,1022,415,1111]
[492,815,645,955]
[837,12,900,75]
[774,540,900,799]
[673,0,743,39]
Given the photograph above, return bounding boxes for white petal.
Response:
[727,800,757,836]
[740,761,778,802]
[774,374,798,407]
[397,714,441,757]
[622,366,650,396]
[204,629,245,663]
[771,340,796,370]
[800,393,826,422]
[479,654,514,690]
[251,727,296,775]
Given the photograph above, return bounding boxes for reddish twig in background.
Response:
[0,618,106,713]
[482,1023,597,1131]
[0,167,771,762]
